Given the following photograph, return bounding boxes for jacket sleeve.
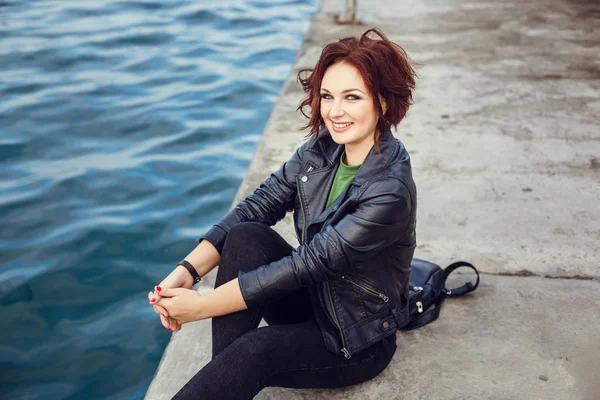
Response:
[199,144,305,253]
[238,178,414,308]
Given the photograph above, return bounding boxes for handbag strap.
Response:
[442,261,480,297]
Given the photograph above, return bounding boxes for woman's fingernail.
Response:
[150,298,156,303]
[156,286,162,292]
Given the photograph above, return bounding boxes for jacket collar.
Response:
[314,124,399,186]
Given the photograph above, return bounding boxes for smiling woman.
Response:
[148,27,418,399]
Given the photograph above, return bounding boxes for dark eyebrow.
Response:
[320,88,366,95]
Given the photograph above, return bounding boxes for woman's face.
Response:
[320,61,381,154]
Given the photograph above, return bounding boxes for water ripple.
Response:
[0,0,317,398]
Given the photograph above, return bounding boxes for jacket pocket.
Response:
[340,275,390,304]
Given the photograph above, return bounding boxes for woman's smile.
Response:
[331,122,353,132]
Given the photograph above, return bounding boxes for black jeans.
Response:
[172,222,397,400]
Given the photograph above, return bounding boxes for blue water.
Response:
[0,1,316,398]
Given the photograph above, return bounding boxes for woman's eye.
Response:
[320,94,360,100]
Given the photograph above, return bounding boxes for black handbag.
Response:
[401,258,480,331]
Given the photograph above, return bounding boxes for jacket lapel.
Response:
[301,125,398,237]
[298,165,337,224]
[352,127,397,186]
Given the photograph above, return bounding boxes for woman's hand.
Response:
[149,277,247,330]
[151,266,195,331]
[150,287,205,325]
[151,241,221,330]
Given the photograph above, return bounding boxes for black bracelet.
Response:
[177,260,201,285]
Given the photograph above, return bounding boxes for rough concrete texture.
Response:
[146,0,600,398]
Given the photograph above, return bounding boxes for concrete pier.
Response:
[145,0,600,398]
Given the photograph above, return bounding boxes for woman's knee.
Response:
[222,222,291,263]
[221,222,271,263]
[226,222,272,247]
[217,222,282,284]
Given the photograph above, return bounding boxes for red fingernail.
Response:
[168,328,171,331]
[150,298,156,303]
[156,286,162,292]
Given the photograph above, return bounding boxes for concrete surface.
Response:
[146,0,600,398]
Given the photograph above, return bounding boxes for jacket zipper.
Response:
[299,198,308,244]
[298,165,314,243]
[298,187,308,244]
[341,275,390,303]
[300,163,349,359]
[325,281,351,359]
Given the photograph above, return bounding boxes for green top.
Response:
[325,151,361,209]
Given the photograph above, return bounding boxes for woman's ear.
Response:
[379,95,387,115]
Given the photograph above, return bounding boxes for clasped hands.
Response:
[148,263,247,332]
[148,265,203,331]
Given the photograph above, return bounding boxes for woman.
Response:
[148,27,417,399]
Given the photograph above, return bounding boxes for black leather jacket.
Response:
[200,126,417,358]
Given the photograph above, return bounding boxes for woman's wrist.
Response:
[174,265,195,287]
[177,260,201,284]
[184,239,221,277]
[194,294,209,321]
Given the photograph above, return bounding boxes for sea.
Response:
[0,0,317,398]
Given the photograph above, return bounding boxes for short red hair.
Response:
[297,28,418,146]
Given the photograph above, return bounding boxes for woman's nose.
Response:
[330,102,345,118]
